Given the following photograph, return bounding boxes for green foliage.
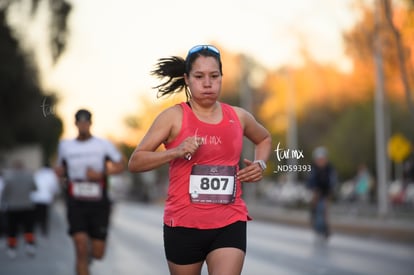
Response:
[48,0,72,63]
[389,100,414,138]
[0,9,62,162]
[323,101,376,180]
[295,100,414,181]
[297,105,341,159]
[1,0,72,63]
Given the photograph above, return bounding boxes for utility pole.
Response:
[374,0,389,217]
[286,69,298,184]
[240,55,256,203]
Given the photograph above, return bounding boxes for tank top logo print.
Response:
[197,135,222,145]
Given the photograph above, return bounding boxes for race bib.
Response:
[189,165,236,204]
[72,181,102,200]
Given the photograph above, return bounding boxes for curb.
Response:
[248,204,414,243]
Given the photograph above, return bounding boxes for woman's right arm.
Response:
[128,107,180,172]
[128,105,200,172]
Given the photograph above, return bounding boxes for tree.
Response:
[0,0,71,162]
[382,0,414,119]
[255,1,414,183]
[1,0,71,63]
[343,0,414,115]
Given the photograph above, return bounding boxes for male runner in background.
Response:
[55,109,124,275]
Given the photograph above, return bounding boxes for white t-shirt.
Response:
[57,136,122,181]
[31,167,60,204]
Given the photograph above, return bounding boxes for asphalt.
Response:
[247,202,414,243]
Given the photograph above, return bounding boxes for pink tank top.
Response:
[163,102,250,229]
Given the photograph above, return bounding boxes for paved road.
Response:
[1,201,414,275]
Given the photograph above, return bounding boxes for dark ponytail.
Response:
[151,56,190,99]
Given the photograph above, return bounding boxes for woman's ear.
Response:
[184,73,189,86]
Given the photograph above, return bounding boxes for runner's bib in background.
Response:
[71,181,102,201]
[189,165,236,204]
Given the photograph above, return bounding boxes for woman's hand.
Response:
[176,136,203,160]
[237,159,264,182]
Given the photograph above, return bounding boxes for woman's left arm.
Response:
[234,107,272,182]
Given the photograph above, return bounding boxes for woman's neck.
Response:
[188,100,222,123]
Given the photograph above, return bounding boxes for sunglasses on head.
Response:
[187,45,220,57]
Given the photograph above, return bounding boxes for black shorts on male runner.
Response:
[67,202,111,240]
[163,220,246,265]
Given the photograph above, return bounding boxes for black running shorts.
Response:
[67,202,111,240]
[163,221,246,265]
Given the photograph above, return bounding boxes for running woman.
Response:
[55,109,124,275]
[128,45,272,275]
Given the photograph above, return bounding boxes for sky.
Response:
[14,0,364,143]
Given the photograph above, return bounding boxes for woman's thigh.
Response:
[167,261,203,275]
[206,247,245,275]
